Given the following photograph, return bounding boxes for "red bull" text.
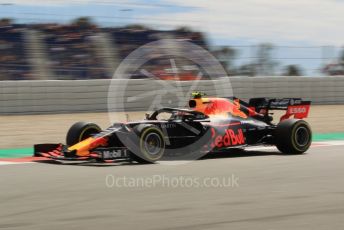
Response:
[210,128,245,148]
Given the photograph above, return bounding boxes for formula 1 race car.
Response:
[34,92,312,163]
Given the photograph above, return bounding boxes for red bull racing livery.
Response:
[34,93,312,163]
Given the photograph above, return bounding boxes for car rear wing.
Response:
[247,98,311,121]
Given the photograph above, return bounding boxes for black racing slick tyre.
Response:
[130,124,165,164]
[66,122,101,146]
[274,119,312,154]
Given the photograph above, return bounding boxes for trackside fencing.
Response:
[1,76,344,114]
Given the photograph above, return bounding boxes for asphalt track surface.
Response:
[1,144,344,230]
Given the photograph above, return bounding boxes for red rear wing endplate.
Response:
[280,102,311,121]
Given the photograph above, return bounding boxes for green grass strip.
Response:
[313,133,344,142]
[1,132,344,159]
[0,147,33,159]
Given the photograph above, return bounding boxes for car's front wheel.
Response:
[274,119,312,154]
[66,122,101,146]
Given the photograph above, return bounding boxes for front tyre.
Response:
[66,122,101,146]
[275,119,312,154]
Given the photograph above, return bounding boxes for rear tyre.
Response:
[130,124,165,164]
[275,119,312,154]
[66,122,101,146]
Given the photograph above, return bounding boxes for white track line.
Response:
[245,146,276,151]
[315,140,344,146]
[0,161,33,166]
[245,141,344,152]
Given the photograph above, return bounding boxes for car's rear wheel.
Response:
[274,119,312,154]
[66,122,101,146]
[130,124,165,163]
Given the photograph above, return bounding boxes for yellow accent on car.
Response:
[68,137,95,156]
[78,126,101,142]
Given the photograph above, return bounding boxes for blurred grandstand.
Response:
[0,18,32,80]
[0,18,209,80]
[0,17,343,80]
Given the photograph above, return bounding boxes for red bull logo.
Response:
[191,97,247,119]
[210,127,245,149]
